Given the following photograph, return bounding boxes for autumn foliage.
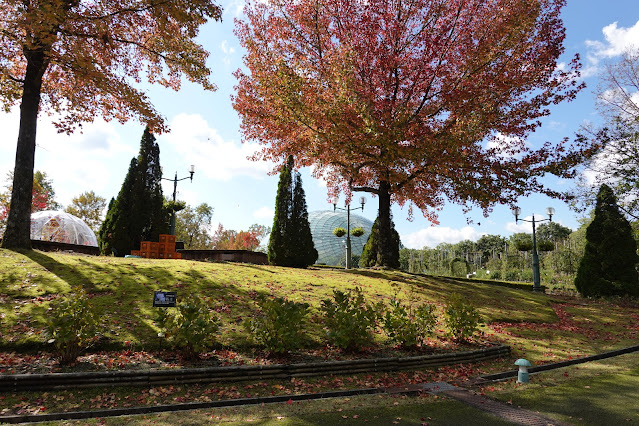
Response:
[234,0,596,266]
[212,224,268,251]
[0,0,222,249]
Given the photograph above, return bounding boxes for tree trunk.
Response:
[376,180,393,267]
[1,49,48,250]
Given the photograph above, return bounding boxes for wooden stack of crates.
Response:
[130,234,181,259]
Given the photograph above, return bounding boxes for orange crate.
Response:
[130,250,140,256]
[140,241,151,251]
[159,243,166,252]
[159,234,177,244]
[158,252,166,259]
[140,251,149,258]
[174,252,181,259]
[165,243,176,253]
[150,242,159,251]
[149,251,159,259]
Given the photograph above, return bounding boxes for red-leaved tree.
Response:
[211,224,268,251]
[0,0,222,249]
[233,0,597,267]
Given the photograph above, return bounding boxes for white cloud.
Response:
[219,40,236,66]
[586,20,639,60]
[401,226,484,249]
[223,0,245,18]
[0,109,137,205]
[253,206,274,220]
[159,113,271,181]
[220,40,236,56]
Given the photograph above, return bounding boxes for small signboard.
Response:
[153,291,177,307]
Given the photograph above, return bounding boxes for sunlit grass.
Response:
[0,248,559,351]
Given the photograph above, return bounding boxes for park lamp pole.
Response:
[162,165,195,236]
[332,195,366,270]
[511,206,555,292]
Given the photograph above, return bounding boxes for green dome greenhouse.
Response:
[308,210,374,266]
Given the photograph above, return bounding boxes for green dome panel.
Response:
[308,210,374,266]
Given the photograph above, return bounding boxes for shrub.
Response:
[381,297,436,348]
[444,293,481,341]
[575,184,639,297]
[245,295,310,354]
[45,287,100,364]
[155,295,219,360]
[320,287,378,351]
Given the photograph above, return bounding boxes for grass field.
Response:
[1,248,639,421]
[0,248,557,352]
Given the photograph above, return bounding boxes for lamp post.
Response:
[511,206,555,292]
[162,165,195,235]
[332,195,366,269]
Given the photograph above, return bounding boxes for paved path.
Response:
[421,381,568,426]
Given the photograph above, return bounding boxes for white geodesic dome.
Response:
[30,211,98,247]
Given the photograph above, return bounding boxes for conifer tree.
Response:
[268,156,317,267]
[574,184,639,297]
[290,172,318,267]
[360,216,401,269]
[268,156,293,265]
[136,128,166,242]
[98,128,167,256]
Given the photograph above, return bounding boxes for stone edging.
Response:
[0,344,510,392]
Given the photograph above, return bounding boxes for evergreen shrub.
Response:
[444,293,481,341]
[155,295,219,360]
[574,184,639,297]
[320,287,378,351]
[381,297,436,348]
[245,295,310,354]
[45,287,100,364]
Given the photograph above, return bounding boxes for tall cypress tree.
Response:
[360,215,401,268]
[574,184,639,297]
[136,127,166,242]
[290,172,318,267]
[268,156,293,265]
[98,128,167,256]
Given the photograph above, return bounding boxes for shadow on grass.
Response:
[21,250,93,293]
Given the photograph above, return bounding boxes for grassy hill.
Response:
[1,248,637,372]
[0,248,553,349]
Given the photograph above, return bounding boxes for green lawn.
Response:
[0,248,556,353]
[488,351,639,425]
[36,394,514,425]
[2,248,639,422]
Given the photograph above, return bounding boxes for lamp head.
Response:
[331,196,339,211]
[359,196,366,210]
[546,207,555,222]
[511,206,521,222]
[189,164,195,182]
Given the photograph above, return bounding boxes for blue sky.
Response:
[1,0,638,249]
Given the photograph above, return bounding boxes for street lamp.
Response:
[162,165,195,235]
[511,206,555,292]
[332,195,366,270]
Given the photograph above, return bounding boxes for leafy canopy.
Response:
[234,0,592,223]
[0,0,222,132]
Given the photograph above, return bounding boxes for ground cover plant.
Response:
[1,248,639,419]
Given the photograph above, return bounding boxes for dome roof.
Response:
[30,211,98,247]
[308,210,374,266]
